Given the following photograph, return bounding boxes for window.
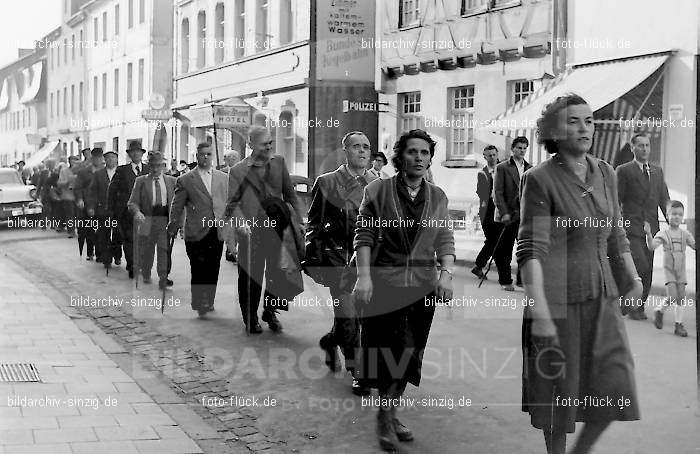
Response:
[448,86,475,158]
[114,68,119,106]
[50,47,54,69]
[214,3,224,64]
[180,19,189,73]
[63,38,68,64]
[71,34,75,60]
[139,0,144,23]
[462,0,487,14]
[280,0,293,45]
[79,29,83,56]
[50,93,54,117]
[115,4,120,35]
[71,84,75,113]
[234,0,245,58]
[128,0,133,28]
[127,62,133,102]
[56,44,60,67]
[510,79,534,106]
[255,0,269,52]
[63,87,67,115]
[102,72,107,109]
[94,17,98,43]
[399,0,420,28]
[137,58,144,100]
[103,11,108,41]
[197,10,206,68]
[93,76,98,110]
[79,81,83,111]
[113,137,119,153]
[398,91,422,132]
[56,90,60,117]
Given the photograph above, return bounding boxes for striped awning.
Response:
[482,52,671,165]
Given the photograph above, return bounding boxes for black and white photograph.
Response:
[0,0,697,452]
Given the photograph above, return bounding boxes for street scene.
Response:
[0,0,699,453]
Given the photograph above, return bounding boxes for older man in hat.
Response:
[108,142,148,278]
[128,152,176,288]
[88,150,121,267]
[74,148,105,261]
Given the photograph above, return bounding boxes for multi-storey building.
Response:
[0,47,49,167]
[173,0,378,181]
[45,0,173,164]
[377,0,553,218]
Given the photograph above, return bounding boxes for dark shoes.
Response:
[142,276,152,284]
[197,309,208,319]
[114,258,122,265]
[628,308,647,320]
[377,409,398,451]
[245,321,263,334]
[225,251,237,263]
[654,310,664,329]
[128,269,134,279]
[319,334,340,372]
[674,322,688,337]
[158,277,174,289]
[393,417,414,442]
[262,309,283,332]
[86,255,94,261]
[471,266,486,279]
[351,378,371,396]
[501,284,515,291]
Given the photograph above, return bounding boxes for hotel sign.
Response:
[214,106,250,128]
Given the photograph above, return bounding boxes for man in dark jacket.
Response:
[108,142,147,278]
[472,145,503,279]
[88,150,122,267]
[494,136,532,291]
[616,133,670,319]
[306,131,377,396]
[74,148,104,261]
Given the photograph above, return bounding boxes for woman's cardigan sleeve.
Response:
[517,170,553,267]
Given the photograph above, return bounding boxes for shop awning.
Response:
[174,97,251,128]
[25,140,59,168]
[481,52,671,163]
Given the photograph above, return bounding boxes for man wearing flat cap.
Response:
[88,150,121,267]
[74,148,105,260]
[128,152,176,288]
[108,142,148,278]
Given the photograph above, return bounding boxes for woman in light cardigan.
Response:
[353,129,454,451]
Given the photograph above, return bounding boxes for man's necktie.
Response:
[644,164,650,183]
[154,177,162,206]
[136,165,141,175]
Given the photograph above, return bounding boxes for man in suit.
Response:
[74,148,105,261]
[168,142,229,318]
[307,131,377,395]
[87,150,121,267]
[494,136,532,291]
[129,152,176,289]
[227,125,305,333]
[617,133,670,320]
[219,149,241,262]
[472,145,503,279]
[108,142,148,278]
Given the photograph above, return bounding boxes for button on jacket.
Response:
[517,154,631,306]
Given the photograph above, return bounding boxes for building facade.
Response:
[45,0,173,164]
[377,0,553,219]
[0,47,48,167]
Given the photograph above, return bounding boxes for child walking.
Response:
[645,200,696,337]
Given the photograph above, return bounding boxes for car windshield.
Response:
[0,171,22,185]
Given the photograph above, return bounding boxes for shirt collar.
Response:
[246,154,275,167]
[633,158,648,170]
[196,166,212,174]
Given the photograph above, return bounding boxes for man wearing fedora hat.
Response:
[108,141,148,278]
[128,152,176,288]
[88,149,122,266]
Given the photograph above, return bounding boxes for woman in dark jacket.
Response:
[353,129,455,451]
[518,94,642,454]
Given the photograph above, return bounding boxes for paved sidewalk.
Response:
[0,258,204,454]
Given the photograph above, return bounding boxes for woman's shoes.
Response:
[393,417,414,442]
[674,322,688,337]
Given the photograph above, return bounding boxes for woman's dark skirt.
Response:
[360,282,436,392]
[522,296,640,433]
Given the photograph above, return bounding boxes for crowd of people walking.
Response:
[5,92,695,453]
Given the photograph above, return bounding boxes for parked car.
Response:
[0,168,42,226]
